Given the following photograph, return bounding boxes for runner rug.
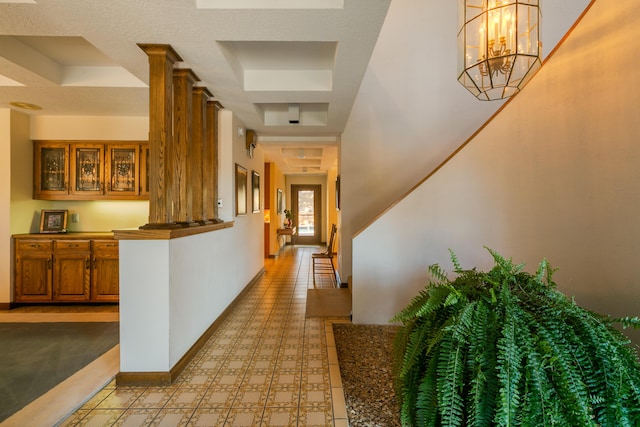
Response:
[0,322,119,422]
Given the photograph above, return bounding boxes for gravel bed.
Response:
[333,323,402,427]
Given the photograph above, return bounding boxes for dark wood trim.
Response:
[0,302,12,310]
[115,221,232,240]
[115,371,172,387]
[138,44,182,225]
[116,267,266,386]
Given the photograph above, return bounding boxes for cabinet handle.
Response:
[86,259,90,270]
[47,259,52,269]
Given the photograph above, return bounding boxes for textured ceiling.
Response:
[0,0,390,174]
[0,0,591,175]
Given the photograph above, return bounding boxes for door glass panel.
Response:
[110,148,136,192]
[297,190,314,236]
[75,148,101,191]
[41,147,66,191]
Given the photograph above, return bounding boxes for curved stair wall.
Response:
[351,0,640,346]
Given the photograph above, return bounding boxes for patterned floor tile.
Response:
[149,408,195,426]
[185,407,229,426]
[164,387,207,409]
[261,407,299,426]
[52,247,347,426]
[74,409,126,426]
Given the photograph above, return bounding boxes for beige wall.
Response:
[340,0,591,283]
[0,110,12,302]
[265,162,286,256]
[351,0,640,345]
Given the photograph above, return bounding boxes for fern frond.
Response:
[466,300,499,427]
[392,248,640,427]
[494,302,522,427]
[415,346,441,426]
[391,285,453,323]
[449,248,462,272]
[429,262,449,283]
[437,329,466,427]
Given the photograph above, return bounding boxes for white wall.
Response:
[119,109,266,372]
[119,225,260,371]
[351,0,640,345]
[340,0,591,283]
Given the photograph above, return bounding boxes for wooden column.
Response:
[191,86,212,224]
[206,100,223,222]
[137,44,182,227]
[172,68,199,225]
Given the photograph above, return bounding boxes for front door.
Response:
[291,184,321,245]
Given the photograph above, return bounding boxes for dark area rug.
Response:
[0,322,119,422]
[333,323,402,427]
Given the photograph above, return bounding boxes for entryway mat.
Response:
[0,322,119,422]
[306,288,352,318]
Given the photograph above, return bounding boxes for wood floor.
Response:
[0,245,350,427]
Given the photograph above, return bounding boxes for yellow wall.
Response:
[1,114,151,304]
[0,110,13,302]
[264,162,287,257]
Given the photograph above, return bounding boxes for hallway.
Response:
[4,246,350,426]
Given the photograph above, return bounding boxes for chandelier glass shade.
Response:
[458,0,541,100]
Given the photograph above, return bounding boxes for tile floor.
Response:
[5,245,350,426]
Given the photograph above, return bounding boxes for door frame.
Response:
[291,184,322,245]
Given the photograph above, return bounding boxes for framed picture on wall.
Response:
[335,175,341,211]
[252,170,260,213]
[277,188,283,214]
[39,209,68,233]
[235,164,247,216]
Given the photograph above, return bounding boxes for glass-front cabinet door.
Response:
[33,140,148,200]
[70,144,104,198]
[105,144,140,197]
[140,145,150,197]
[34,143,69,199]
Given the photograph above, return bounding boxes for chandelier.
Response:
[458,0,542,101]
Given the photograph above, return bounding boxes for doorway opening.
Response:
[291,184,321,245]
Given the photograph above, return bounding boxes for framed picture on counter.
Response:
[40,209,68,233]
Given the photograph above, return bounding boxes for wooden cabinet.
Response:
[53,240,91,301]
[70,144,104,198]
[14,240,53,302]
[34,142,69,198]
[14,234,119,303]
[91,240,120,302]
[33,140,148,200]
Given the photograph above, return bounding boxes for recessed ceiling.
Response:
[0,0,590,175]
[0,36,145,87]
[0,0,390,174]
[196,0,344,9]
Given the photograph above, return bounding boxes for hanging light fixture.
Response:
[458,0,542,100]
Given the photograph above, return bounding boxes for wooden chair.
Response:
[312,224,338,287]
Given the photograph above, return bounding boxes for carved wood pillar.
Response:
[206,100,223,222]
[172,68,199,225]
[137,44,182,226]
[191,86,212,224]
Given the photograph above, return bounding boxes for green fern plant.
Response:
[392,248,640,427]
